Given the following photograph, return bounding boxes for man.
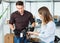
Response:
[9,1,35,43]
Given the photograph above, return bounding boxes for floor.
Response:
[55,26,60,38]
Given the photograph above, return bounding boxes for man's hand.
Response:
[9,24,15,31]
[30,27,34,32]
[32,22,35,27]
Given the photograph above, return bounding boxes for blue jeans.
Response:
[14,36,30,43]
[40,41,54,43]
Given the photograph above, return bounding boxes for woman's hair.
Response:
[38,6,53,24]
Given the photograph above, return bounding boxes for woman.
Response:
[27,6,56,43]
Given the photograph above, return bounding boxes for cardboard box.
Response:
[4,33,14,43]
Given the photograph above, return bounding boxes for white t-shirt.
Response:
[38,21,56,43]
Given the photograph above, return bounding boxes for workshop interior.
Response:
[0,0,60,43]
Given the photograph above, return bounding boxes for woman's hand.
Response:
[27,31,34,35]
[27,31,39,36]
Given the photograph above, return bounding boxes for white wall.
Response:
[2,2,10,35]
[25,2,53,19]
[25,2,31,12]
[0,2,10,43]
[0,3,2,16]
[10,3,17,13]
[54,2,60,16]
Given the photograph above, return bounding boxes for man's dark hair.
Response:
[16,1,24,6]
